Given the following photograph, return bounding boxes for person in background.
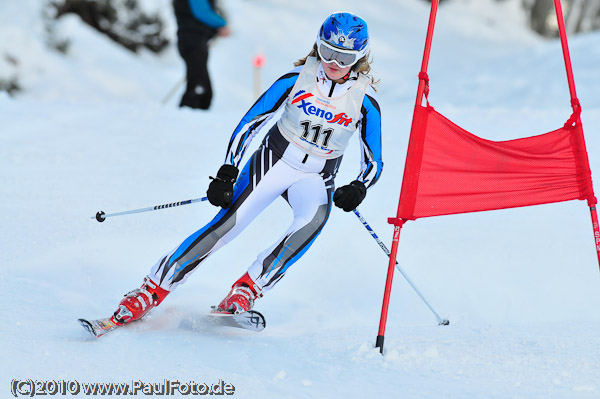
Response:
[173,0,230,109]
[107,12,383,326]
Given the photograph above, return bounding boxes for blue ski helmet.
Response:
[317,12,370,65]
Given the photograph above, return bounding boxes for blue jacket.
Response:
[173,0,226,37]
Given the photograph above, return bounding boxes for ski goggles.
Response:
[317,40,360,68]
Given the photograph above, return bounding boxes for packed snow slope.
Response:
[1,0,599,398]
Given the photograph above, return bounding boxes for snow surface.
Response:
[1,0,599,398]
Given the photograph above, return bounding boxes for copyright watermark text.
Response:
[10,379,235,396]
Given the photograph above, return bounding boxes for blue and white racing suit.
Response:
[149,57,383,292]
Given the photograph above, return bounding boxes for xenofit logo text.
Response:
[291,91,353,126]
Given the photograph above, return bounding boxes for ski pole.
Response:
[93,197,208,222]
[161,75,186,106]
[352,208,449,326]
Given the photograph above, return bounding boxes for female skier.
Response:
[110,12,383,325]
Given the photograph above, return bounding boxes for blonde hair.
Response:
[295,44,379,89]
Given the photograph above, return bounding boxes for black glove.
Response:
[333,180,367,212]
[207,164,239,209]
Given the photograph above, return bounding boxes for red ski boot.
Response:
[216,272,263,314]
[110,276,169,325]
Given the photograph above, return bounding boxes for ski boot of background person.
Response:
[216,272,263,314]
[110,276,170,325]
[179,86,211,110]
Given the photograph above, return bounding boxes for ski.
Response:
[78,317,119,338]
[177,308,266,333]
[79,309,266,338]
[204,308,266,332]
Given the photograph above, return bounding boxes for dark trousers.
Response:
[177,34,213,110]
